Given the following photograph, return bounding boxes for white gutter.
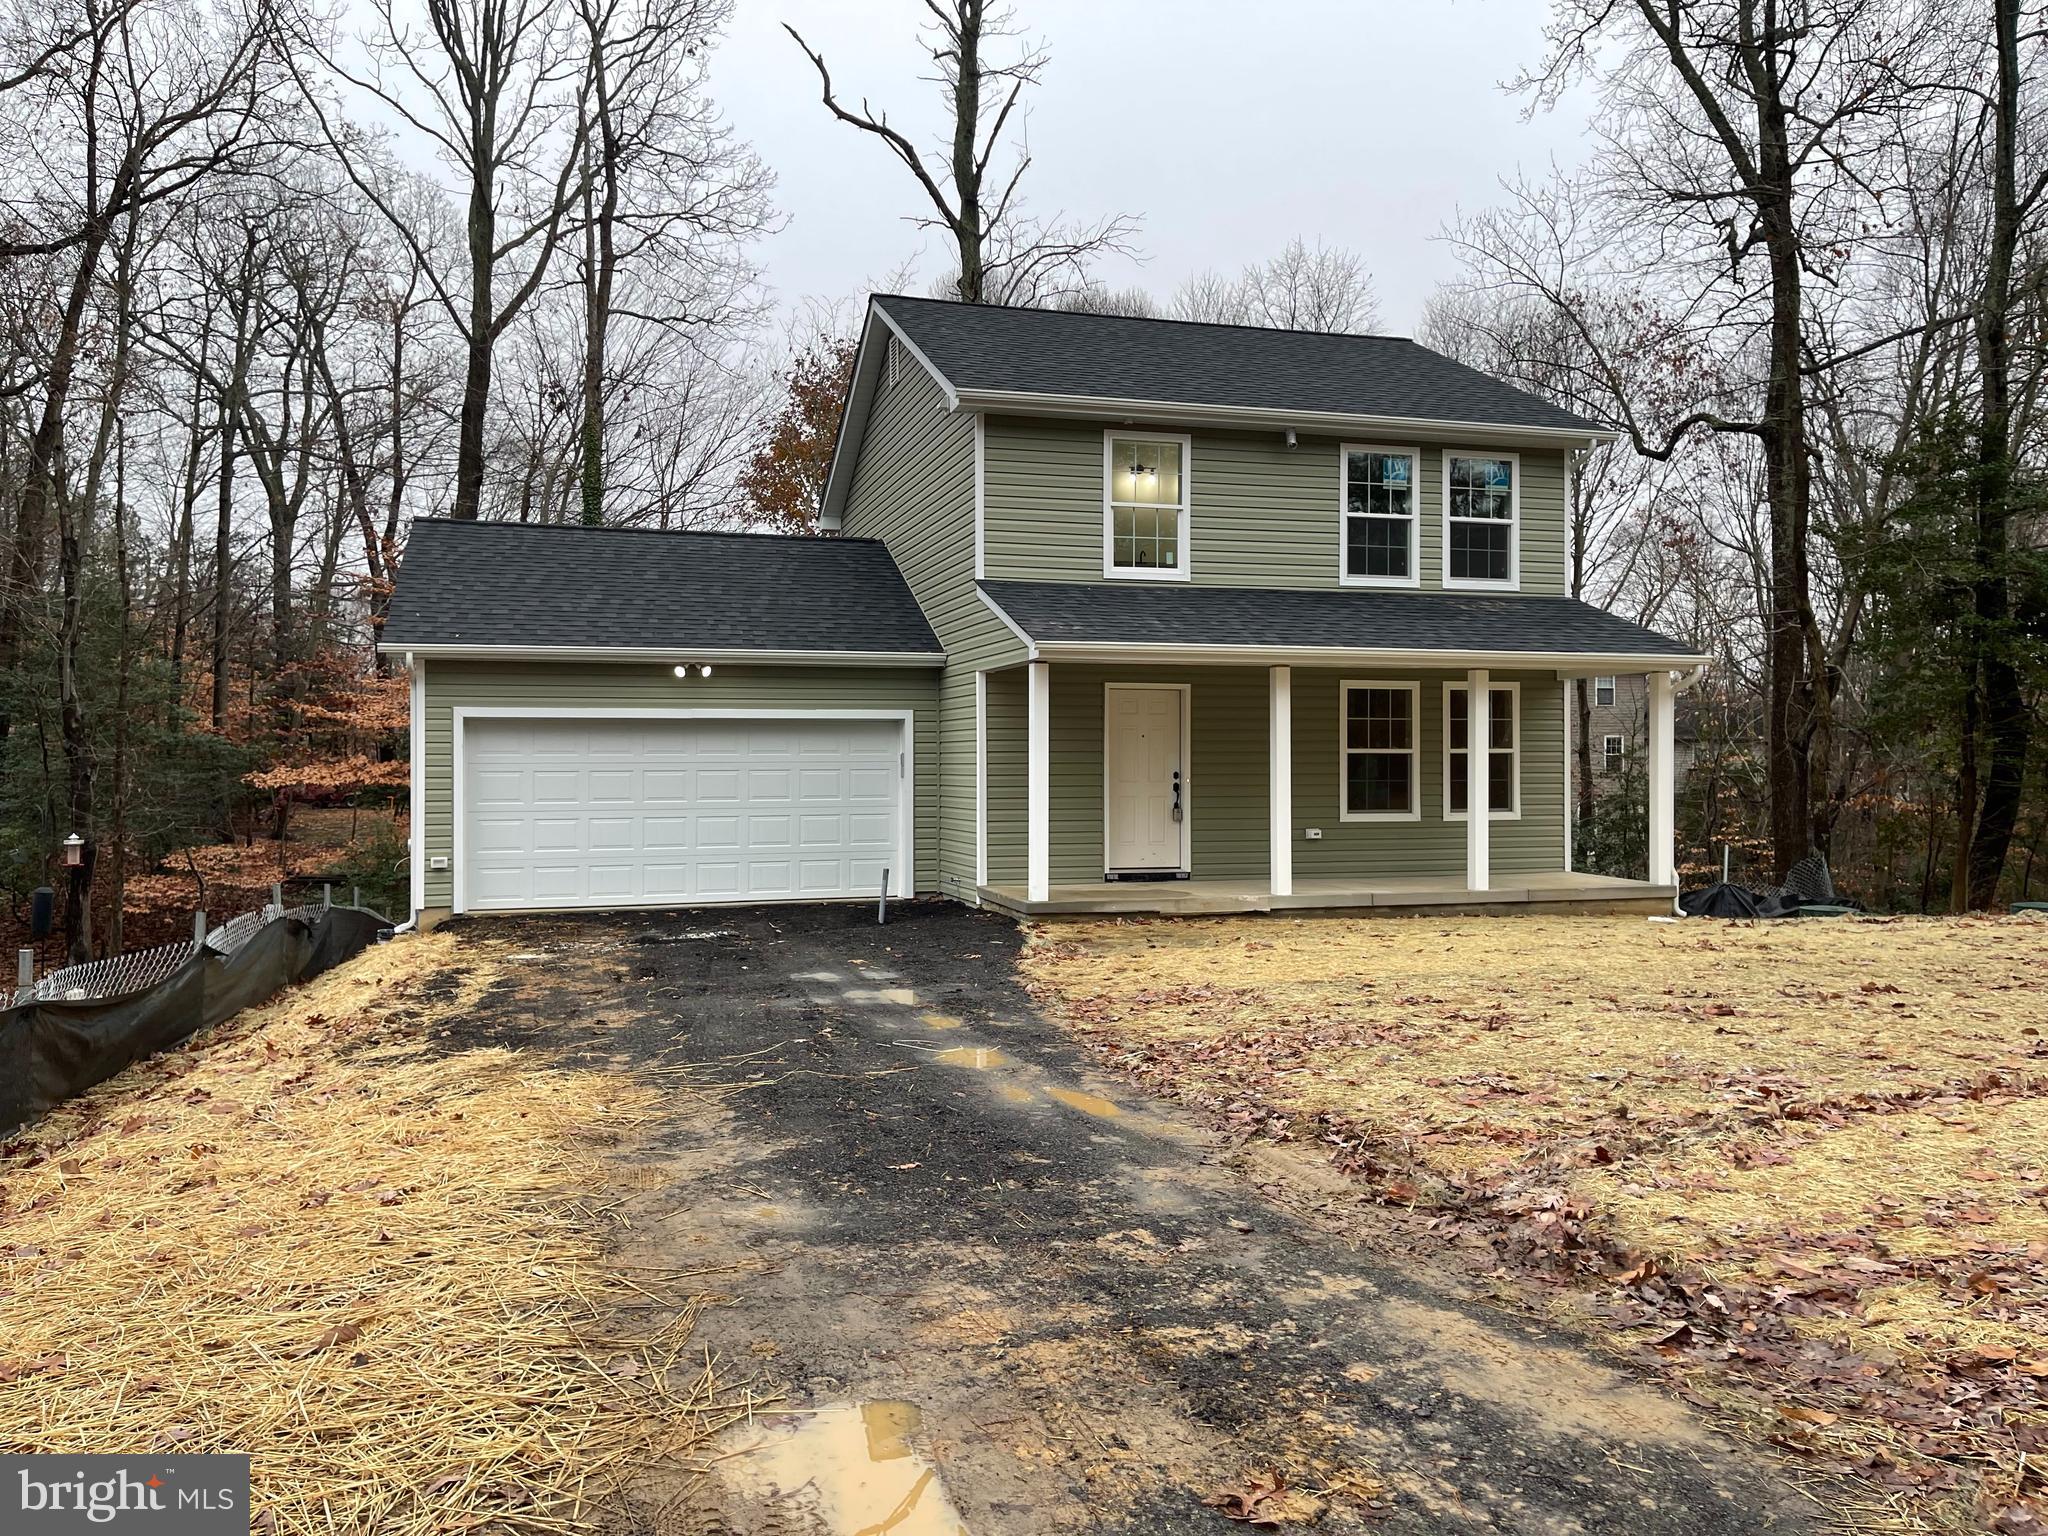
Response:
[1030,640,1711,671]
[375,643,945,667]
[954,388,1619,448]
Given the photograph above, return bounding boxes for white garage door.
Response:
[459,715,905,912]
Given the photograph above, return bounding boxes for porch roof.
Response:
[978,580,1707,670]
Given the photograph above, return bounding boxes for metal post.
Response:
[322,883,332,910]
[271,882,283,916]
[16,949,31,993]
[878,868,889,926]
[193,911,207,950]
[1722,845,1731,883]
[352,886,361,910]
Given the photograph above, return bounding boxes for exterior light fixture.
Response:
[61,833,84,868]
[699,664,713,677]
[673,664,689,678]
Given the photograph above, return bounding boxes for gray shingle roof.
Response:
[876,295,1602,434]
[979,580,1702,661]
[381,519,942,657]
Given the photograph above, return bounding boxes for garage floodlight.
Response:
[672,664,689,678]
[699,664,713,677]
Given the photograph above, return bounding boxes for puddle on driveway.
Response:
[709,1400,967,1535]
[845,987,920,1005]
[1045,1087,1120,1119]
[934,1046,1008,1069]
[918,1012,964,1030]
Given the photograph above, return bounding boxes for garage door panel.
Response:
[461,715,903,912]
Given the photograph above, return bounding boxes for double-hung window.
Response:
[1104,432,1191,579]
[1594,675,1616,708]
[1340,681,1420,820]
[1602,734,1626,774]
[1340,446,1419,586]
[1445,682,1520,819]
[1443,452,1519,588]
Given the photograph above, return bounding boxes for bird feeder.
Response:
[61,833,83,868]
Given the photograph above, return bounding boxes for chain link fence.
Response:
[13,890,352,1008]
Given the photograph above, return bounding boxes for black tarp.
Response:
[0,907,388,1136]
[1678,882,1807,919]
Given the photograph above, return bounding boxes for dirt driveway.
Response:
[438,902,1813,1535]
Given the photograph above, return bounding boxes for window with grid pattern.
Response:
[1447,684,1519,817]
[1341,684,1418,818]
[1446,454,1516,585]
[1342,448,1417,583]
[1106,436,1187,575]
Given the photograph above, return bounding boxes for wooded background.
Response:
[1,0,2042,963]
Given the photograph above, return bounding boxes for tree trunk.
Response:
[1575,678,1594,831]
[211,391,236,734]
[1965,0,2029,909]
[948,1,986,301]
[453,158,498,520]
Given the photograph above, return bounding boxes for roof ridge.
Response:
[408,517,884,546]
[873,292,1419,347]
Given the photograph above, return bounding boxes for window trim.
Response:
[1337,442,1422,589]
[1102,428,1193,582]
[1602,733,1626,773]
[1442,680,1522,822]
[1339,679,1422,823]
[1441,448,1521,591]
[1594,675,1616,708]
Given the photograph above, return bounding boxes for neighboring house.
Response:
[1572,673,1701,799]
[380,296,1705,924]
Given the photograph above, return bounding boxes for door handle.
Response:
[1171,769,1183,822]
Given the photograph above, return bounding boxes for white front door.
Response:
[1104,685,1186,873]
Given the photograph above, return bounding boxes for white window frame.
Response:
[1102,429,1192,582]
[1594,675,1616,708]
[1338,442,1422,589]
[1602,733,1626,774]
[1442,680,1522,822]
[1441,449,1521,591]
[1338,679,1422,823]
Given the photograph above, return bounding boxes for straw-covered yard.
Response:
[1024,913,2048,1533]
[0,929,759,1534]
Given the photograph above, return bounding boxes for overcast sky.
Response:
[710,0,1600,337]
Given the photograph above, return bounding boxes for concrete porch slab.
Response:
[977,871,1677,920]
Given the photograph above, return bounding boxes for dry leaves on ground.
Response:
[1025,912,2048,1532]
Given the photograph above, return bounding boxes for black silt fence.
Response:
[0,907,390,1136]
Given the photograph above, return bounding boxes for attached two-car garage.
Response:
[381,520,945,922]
[458,714,910,912]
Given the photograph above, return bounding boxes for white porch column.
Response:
[1027,660,1051,902]
[1268,665,1293,897]
[1465,667,1490,892]
[1647,668,1677,888]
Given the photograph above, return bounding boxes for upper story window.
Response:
[1444,451,1519,589]
[1445,681,1520,819]
[1103,432,1191,580]
[1594,675,1616,708]
[1340,681,1420,821]
[1341,446,1419,587]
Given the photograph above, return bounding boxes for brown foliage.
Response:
[737,336,857,534]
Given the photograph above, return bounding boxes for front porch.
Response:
[977,656,1685,917]
[979,869,1676,919]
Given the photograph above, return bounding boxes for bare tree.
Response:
[786,1,1134,305]
[292,0,590,520]
[1172,238,1378,332]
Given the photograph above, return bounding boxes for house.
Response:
[379,296,1706,924]
[1572,673,1700,797]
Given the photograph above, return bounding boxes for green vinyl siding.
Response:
[417,659,939,909]
[982,416,1570,595]
[1292,669,1565,879]
[840,340,1024,902]
[982,664,1565,887]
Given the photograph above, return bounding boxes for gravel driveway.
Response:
[438,901,1813,1536]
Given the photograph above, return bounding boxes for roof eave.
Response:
[1028,640,1709,670]
[374,642,945,667]
[817,300,962,531]
[954,388,1617,447]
